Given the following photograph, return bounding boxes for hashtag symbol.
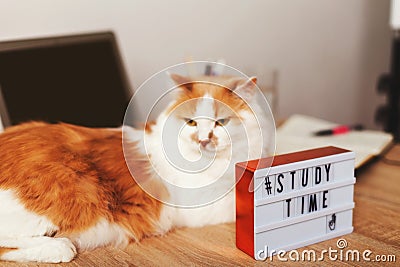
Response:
[264,176,272,195]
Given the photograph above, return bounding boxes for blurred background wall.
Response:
[0,0,392,129]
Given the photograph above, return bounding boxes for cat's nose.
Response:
[199,139,211,147]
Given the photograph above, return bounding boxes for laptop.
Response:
[0,31,133,130]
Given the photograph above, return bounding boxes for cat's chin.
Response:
[200,146,216,156]
[199,145,227,157]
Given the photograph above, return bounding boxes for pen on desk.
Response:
[313,124,364,136]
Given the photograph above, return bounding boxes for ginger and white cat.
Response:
[0,75,271,263]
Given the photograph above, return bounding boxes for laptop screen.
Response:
[0,32,132,128]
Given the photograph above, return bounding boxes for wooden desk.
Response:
[4,145,400,266]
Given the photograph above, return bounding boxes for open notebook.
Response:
[275,114,393,168]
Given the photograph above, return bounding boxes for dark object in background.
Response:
[0,32,132,128]
[376,33,400,141]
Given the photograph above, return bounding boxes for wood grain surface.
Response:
[2,145,399,267]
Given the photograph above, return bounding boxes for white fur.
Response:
[0,190,76,263]
[0,190,59,237]
[195,94,215,118]
[171,190,235,228]
[154,205,175,235]
[144,87,272,228]
[0,190,136,262]
[0,237,76,263]
[71,218,132,251]
[195,94,216,142]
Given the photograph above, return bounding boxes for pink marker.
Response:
[314,124,363,136]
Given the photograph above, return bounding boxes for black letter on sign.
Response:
[301,195,305,214]
[315,166,322,185]
[309,194,318,212]
[286,198,292,217]
[322,190,329,208]
[277,174,284,193]
[290,171,296,190]
[264,176,273,195]
[325,164,331,182]
[301,169,309,187]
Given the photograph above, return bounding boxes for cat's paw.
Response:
[1,237,77,263]
[33,237,77,263]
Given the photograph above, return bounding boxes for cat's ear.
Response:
[168,73,193,91]
[229,76,258,101]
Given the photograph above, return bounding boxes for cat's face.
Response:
[166,75,257,158]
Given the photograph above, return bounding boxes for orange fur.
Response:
[167,75,257,148]
[0,248,16,257]
[168,76,251,117]
[143,121,156,133]
[0,122,164,241]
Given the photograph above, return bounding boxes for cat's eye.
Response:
[185,119,197,126]
[215,118,230,126]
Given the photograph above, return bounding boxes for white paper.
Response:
[276,114,393,168]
